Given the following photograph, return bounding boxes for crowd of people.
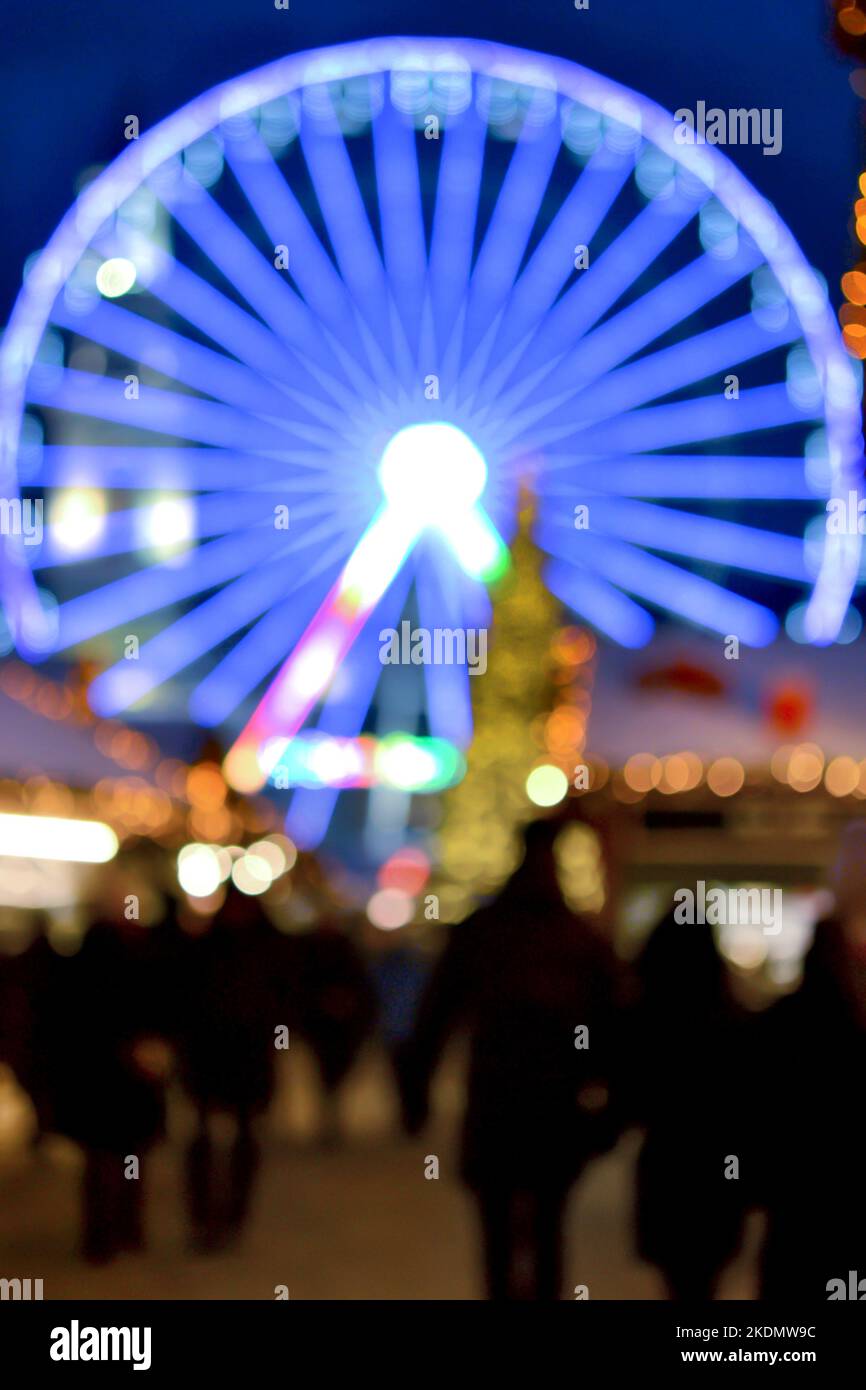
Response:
[1,816,865,1301]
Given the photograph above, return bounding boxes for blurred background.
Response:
[1,0,866,1300]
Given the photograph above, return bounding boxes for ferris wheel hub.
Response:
[378,421,488,524]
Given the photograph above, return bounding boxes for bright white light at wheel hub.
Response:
[378,422,488,522]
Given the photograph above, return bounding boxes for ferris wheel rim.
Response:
[0,33,860,653]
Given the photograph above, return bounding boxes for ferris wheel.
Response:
[0,37,861,831]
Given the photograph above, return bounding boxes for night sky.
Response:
[0,0,860,326]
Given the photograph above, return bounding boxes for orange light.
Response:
[787,743,824,793]
[544,706,586,753]
[186,762,227,810]
[840,6,866,37]
[623,753,662,793]
[825,756,860,798]
[658,754,691,794]
[842,269,866,304]
[839,303,866,327]
[550,626,596,666]
[706,757,744,797]
[843,327,866,359]
[658,752,703,794]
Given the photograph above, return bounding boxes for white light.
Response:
[95,257,137,298]
[378,422,488,525]
[138,495,194,551]
[0,813,118,864]
[526,765,569,807]
[377,741,437,790]
[249,838,286,877]
[231,852,271,895]
[307,737,364,786]
[177,843,222,897]
[51,489,106,554]
[259,737,289,778]
[287,638,339,700]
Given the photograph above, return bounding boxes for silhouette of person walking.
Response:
[294,917,377,1146]
[178,886,284,1252]
[400,817,620,1300]
[629,908,747,1300]
[52,869,168,1264]
[755,822,866,1299]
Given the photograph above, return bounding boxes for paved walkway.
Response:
[0,1046,761,1300]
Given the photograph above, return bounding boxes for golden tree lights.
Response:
[432,501,599,922]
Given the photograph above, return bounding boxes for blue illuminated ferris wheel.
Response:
[0,37,861,823]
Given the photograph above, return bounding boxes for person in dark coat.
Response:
[629,909,748,1300]
[753,822,866,1299]
[294,919,377,1144]
[0,912,61,1140]
[399,817,621,1300]
[52,887,168,1264]
[178,886,285,1251]
[367,928,431,1114]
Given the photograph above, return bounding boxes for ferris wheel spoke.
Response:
[285,786,340,849]
[501,313,799,441]
[88,515,365,717]
[155,176,357,399]
[478,173,686,414]
[298,95,397,365]
[372,98,427,363]
[542,496,809,580]
[39,490,347,568]
[26,367,339,454]
[136,250,356,416]
[189,570,341,726]
[489,143,636,367]
[544,555,655,648]
[48,295,347,437]
[316,564,413,739]
[482,188,707,411]
[25,445,306,490]
[414,535,474,747]
[433,100,559,394]
[223,129,408,405]
[223,123,386,383]
[569,315,800,427]
[510,382,814,455]
[539,527,779,644]
[284,566,415,847]
[87,546,309,714]
[487,241,763,425]
[427,104,486,365]
[535,454,815,500]
[53,526,291,650]
[454,98,563,373]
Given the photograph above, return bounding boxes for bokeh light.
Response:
[706,757,745,797]
[525,764,569,807]
[177,842,222,897]
[366,887,414,930]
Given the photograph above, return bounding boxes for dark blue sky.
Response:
[0,0,859,320]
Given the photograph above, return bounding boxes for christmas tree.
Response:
[433,497,597,922]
